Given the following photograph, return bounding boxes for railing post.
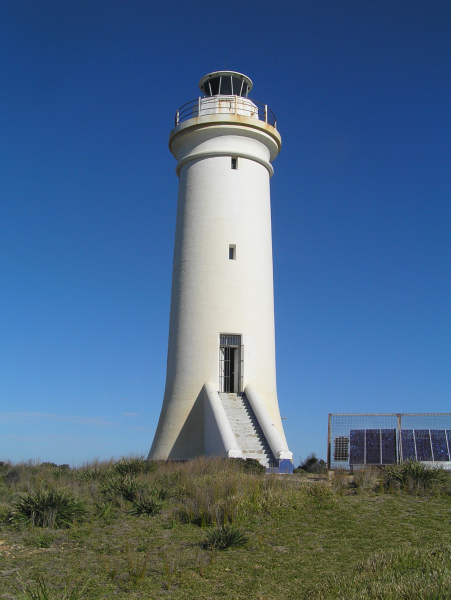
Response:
[264,104,268,124]
[176,110,179,126]
[234,94,237,116]
[198,97,201,118]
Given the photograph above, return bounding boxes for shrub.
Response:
[113,455,157,477]
[9,488,87,529]
[0,503,10,522]
[3,468,21,485]
[149,483,178,501]
[130,495,163,516]
[230,458,266,475]
[76,466,108,482]
[296,453,327,474]
[101,475,148,503]
[385,460,447,492]
[93,500,116,522]
[201,524,247,550]
[52,465,71,480]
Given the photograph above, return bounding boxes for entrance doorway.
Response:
[219,334,243,393]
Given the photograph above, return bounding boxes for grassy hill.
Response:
[0,457,450,599]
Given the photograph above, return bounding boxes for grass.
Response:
[0,457,450,598]
[303,543,451,599]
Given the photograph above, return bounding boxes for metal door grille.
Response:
[220,335,240,347]
[219,334,241,393]
[219,346,233,393]
[239,344,244,393]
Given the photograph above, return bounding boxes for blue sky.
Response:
[1,1,449,466]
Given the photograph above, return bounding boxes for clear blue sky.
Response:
[1,1,449,466]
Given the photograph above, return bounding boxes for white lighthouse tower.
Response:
[149,71,293,472]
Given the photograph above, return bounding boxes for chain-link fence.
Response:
[328,413,451,470]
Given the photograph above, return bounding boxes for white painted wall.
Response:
[245,384,293,460]
[149,112,288,460]
[204,382,242,458]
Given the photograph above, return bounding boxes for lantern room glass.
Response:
[202,75,249,98]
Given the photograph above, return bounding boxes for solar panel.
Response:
[381,429,397,464]
[430,430,449,461]
[415,430,433,461]
[349,430,365,465]
[401,430,416,460]
[365,429,381,464]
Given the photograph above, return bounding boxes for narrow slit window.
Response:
[229,245,236,260]
[231,157,237,170]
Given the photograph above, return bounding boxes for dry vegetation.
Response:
[0,456,450,599]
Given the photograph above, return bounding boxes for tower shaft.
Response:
[149,73,292,470]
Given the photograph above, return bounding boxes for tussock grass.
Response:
[100,474,148,503]
[20,576,88,600]
[354,467,380,493]
[385,459,449,493]
[113,454,157,477]
[0,457,450,599]
[129,495,163,516]
[201,524,247,550]
[9,488,87,529]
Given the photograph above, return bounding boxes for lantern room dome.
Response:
[199,71,253,98]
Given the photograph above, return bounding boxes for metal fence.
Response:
[175,95,277,128]
[328,413,451,470]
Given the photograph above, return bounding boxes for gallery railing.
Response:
[175,96,277,129]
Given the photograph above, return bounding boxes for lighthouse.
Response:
[148,71,293,472]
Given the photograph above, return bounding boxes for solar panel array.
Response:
[349,429,397,465]
[328,414,451,470]
[401,429,451,462]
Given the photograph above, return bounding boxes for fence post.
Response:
[176,110,179,126]
[327,413,331,471]
[264,104,268,123]
[397,414,402,463]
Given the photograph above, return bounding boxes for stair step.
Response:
[218,392,277,468]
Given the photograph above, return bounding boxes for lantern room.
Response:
[199,71,253,98]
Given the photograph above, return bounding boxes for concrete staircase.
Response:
[219,393,277,467]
